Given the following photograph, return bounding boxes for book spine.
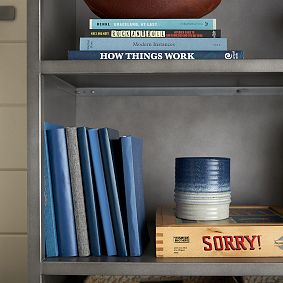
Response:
[77,127,102,256]
[65,127,90,257]
[131,138,149,254]
[79,38,227,51]
[98,128,128,257]
[47,128,78,257]
[121,137,140,256]
[89,19,216,30]
[90,30,221,38]
[68,50,244,60]
[43,122,60,257]
[121,137,148,256]
[87,128,117,256]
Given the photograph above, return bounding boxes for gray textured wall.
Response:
[209,0,283,59]
[76,94,283,219]
[43,76,76,125]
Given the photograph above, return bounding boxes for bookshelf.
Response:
[28,0,283,282]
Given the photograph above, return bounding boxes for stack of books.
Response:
[68,18,244,60]
[44,123,148,257]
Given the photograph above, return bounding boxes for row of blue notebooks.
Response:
[44,122,149,257]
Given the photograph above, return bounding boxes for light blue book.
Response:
[89,19,216,30]
[121,136,148,256]
[47,128,78,257]
[98,128,128,257]
[43,122,61,258]
[87,128,117,256]
[80,38,227,51]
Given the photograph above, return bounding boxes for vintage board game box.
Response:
[156,206,283,257]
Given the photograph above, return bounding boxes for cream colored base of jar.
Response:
[176,203,230,221]
[175,191,231,221]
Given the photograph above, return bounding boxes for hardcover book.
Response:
[46,128,78,257]
[68,50,244,61]
[98,128,128,256]
[121,136,148,256]
[79,38,227,51]
[88,128,117,256]
[77,127,102,256]
[89,30,221,38]
[43,122,60,258]
[65,127,90,257]
[89,19,217,30]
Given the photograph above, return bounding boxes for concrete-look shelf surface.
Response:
[42,255,283,276]
[41,60,283,74]
[41,60,283,88]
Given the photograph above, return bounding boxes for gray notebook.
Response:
[66,127,90,256]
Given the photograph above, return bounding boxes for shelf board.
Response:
[40,60,283,88]
[42,255,283,276]
[41,60,283,74]
[42,228,283,277]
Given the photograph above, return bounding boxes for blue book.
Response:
[77,127,102,256]
[47,128,78,257]
[80,38,227,51]
[68,50,244,60]
[43,122,61,258]
[89,19,216,30]
[87,128,117,256]
[121,136,148,256]
[98,128,128,257]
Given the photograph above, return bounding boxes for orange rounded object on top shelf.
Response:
[83,0,222,19]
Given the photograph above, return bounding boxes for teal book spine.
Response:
[89,19,216,30]
[79,38,227,51]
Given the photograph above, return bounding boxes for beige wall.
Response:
[0,0,27,282]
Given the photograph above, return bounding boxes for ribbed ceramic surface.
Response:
[176,203,230,221]
[175,191,231,205]
[175,191,231,220]
[175,157,230,193]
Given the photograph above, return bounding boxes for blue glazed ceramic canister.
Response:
[175,157,231,221]
[175,157,230,193]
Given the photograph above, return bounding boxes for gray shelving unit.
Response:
[28,0,283,282]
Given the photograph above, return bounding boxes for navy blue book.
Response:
[121,136,148,256]
[77,127,102,256]
[98,128,128,256]
[47,128,78,257]
[68,50,244,60]
[43,122,61,257]
[87,128,117,256]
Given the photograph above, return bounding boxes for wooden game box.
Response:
[156,206,283,257]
